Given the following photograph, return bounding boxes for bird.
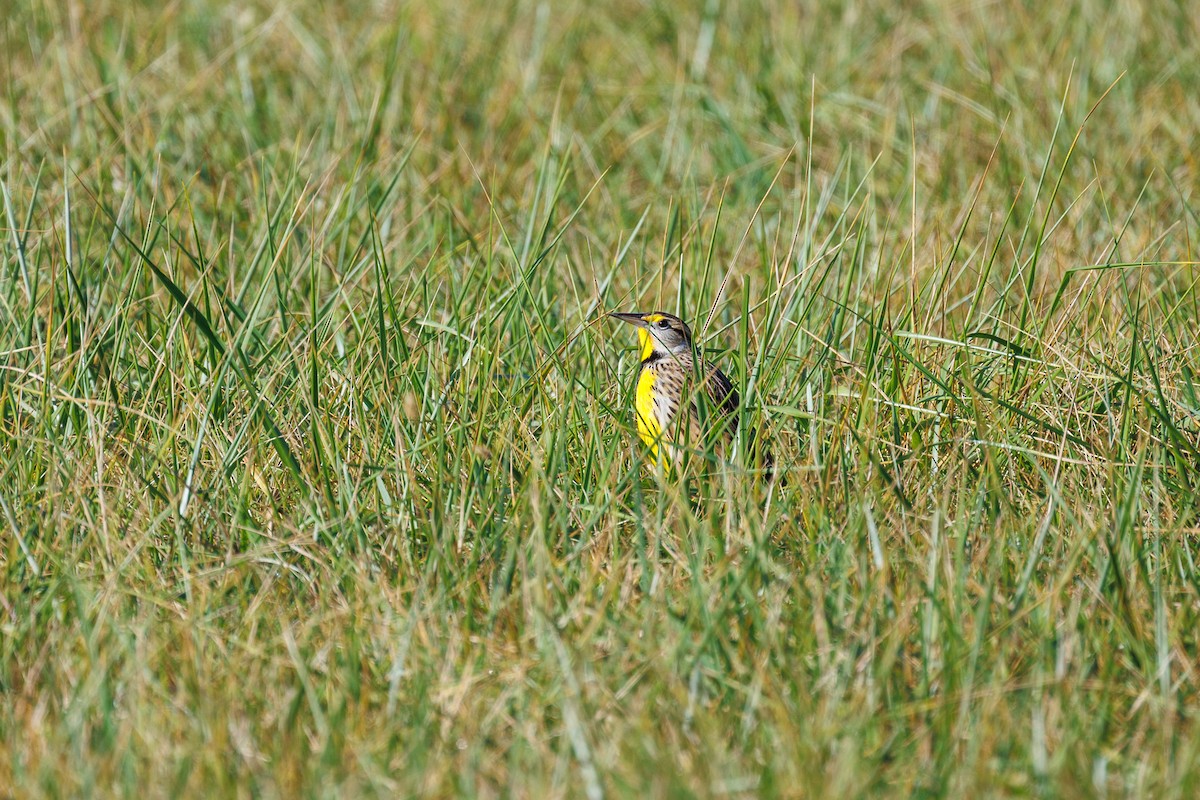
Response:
[609,310,772,477]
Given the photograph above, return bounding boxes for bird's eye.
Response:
[657,320,670,329]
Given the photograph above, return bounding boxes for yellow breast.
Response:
[634,366,663,459]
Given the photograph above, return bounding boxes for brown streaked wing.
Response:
[682,361,741,443]
[703,363,740,418]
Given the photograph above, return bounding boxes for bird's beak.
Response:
[608,312,646,327]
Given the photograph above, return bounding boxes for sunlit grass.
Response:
[2,0,1200,796]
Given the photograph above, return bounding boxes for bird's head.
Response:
[609,311,693,361]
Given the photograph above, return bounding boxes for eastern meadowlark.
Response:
[610,310,773,477]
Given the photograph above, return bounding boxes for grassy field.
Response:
[3,0,1200,796]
